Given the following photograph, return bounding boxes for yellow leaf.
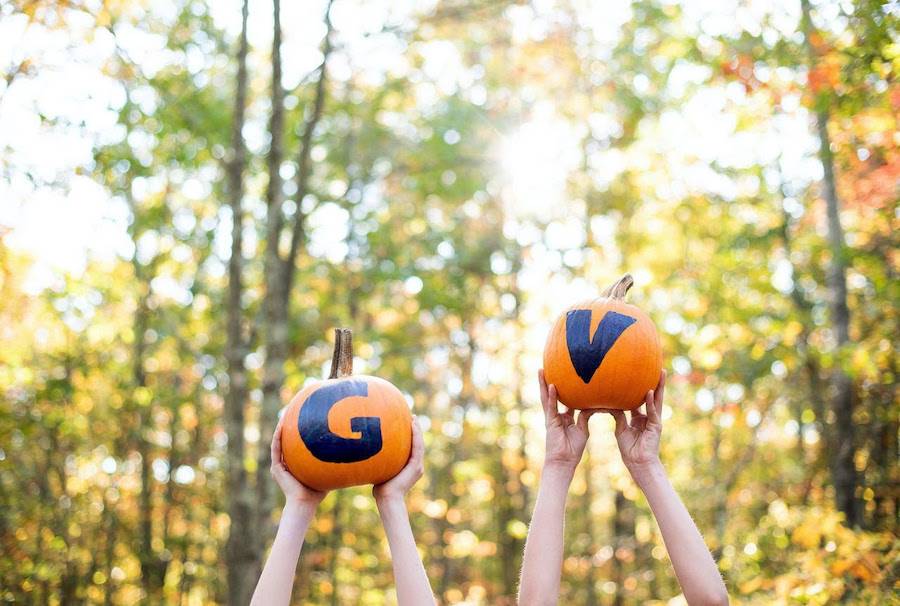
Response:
[792,521,821,549]
[740,577,762,594]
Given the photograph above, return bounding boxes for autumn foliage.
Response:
[0,0,897,604]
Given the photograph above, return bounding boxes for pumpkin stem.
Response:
[602,273,634,300]
[328,328,354,379]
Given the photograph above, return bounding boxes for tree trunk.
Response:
[773,163,829,503]
[435,326,479,602]
[816,108,859,526]
[131,262,168,602]
[582,449,598,606]
[496,415,517,601]
[611,491,633,606]
[223,0,255,603]
[328,498,343,606]
[254,0,287,560]
[255,0,335,567]
[800,0,861,527]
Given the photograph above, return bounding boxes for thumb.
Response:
[409,417,424,465]
[576,409,596,434]
[599,409,627,435]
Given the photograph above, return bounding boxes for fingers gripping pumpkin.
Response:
[281,328,412,490]
[543,274,662,410]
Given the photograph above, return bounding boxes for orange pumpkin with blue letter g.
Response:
[281,329,412,490]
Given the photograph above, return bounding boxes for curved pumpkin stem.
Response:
[328,327,354,378]
[602,273,634,300]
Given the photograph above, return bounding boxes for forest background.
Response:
[0,0,897,604]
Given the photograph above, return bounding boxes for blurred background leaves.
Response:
[0,0,897,604]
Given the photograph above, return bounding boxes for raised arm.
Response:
[373,419,435,606]
[250,411,327,606]
[603,371,729,606]
[518,370,595,606]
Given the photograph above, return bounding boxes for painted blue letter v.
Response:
[565,310,637,384]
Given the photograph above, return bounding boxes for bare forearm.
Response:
[250,501,316,606]
[376,496,435,606]
[633,463,728,606]
[518,464,574,606]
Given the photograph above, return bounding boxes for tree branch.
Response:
[284,0,335,294]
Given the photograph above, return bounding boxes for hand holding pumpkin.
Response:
[373,418,425,503]
[271,410,328,507]
[538,369,596,474]
[600,370,667,483]
[256,329,435,606]
[523,368,730,606]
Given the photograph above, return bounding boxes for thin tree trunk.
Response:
[817,107,859,525]
[582,449,598,606]
[773,162,829,503]
[510,266,531,602]
[867,358,898,528]
[255,0,335,559]
[611,491,633,606]
[286,0,334,277]
[102,481,119,606]
[496,416,516,601]
[328,498,343,606]
[103,518,118,605]
[176,417,204,605]
[131,260,168,602]
[45,419,80,605]
[435,327,479,602]
[223,0,255,602]
[255,0,288,559]
[800,0,861,527]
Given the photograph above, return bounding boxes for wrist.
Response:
[374,492,407,509]
[283,498,318,519]
[278,499,317,541]
[627,458,665,487]
[375,494,408,525]
[542,461,577,484]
